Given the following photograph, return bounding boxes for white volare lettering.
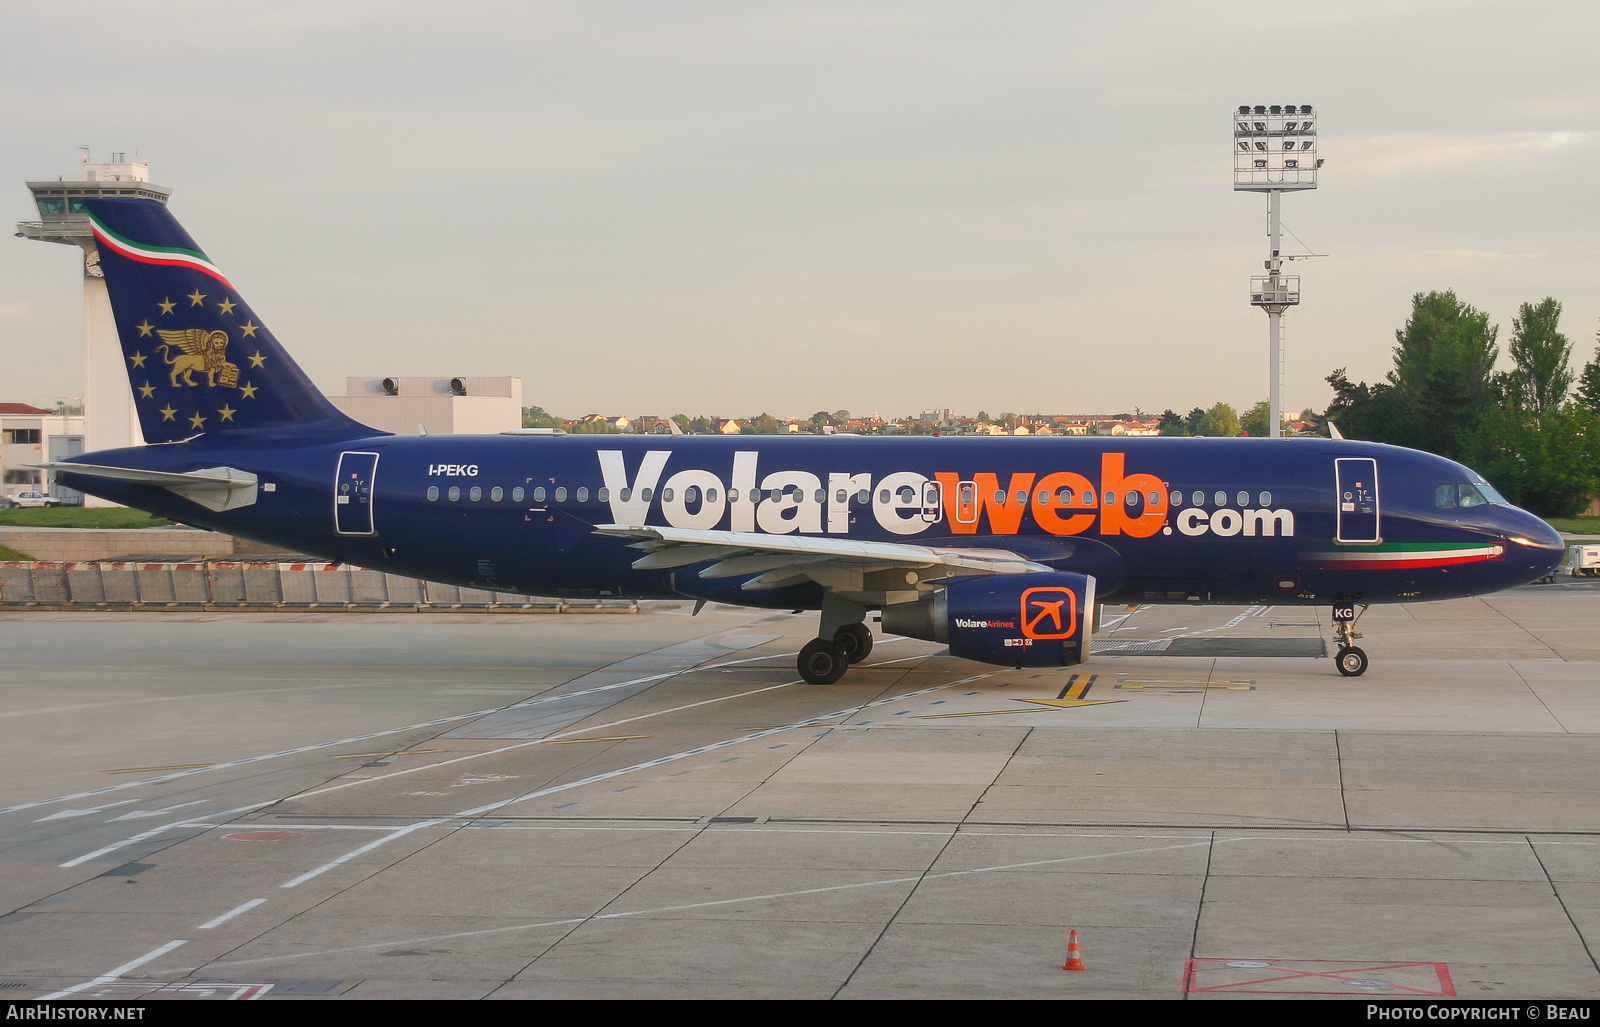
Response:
[661,468,728,529]
[828,471,872,533]
[598,450,670,525]
[756,470,822,534]
[730,451,758,533]
[872,471,931,535]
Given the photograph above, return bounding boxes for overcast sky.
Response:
[2,1,1596,420]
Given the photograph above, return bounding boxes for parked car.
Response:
[4,491,60,508]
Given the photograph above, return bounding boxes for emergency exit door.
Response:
[335,451,379,535]
[1335,457,1380,543]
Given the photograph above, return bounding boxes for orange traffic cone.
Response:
[1061,928,1085,971]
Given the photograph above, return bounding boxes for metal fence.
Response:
[0,561,637,613]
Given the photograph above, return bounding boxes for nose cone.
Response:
[1499,508,1567,579]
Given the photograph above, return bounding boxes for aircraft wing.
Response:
[593,523,1050,599]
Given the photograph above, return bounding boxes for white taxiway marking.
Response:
[107,800,209,822]
[54,649,868,870]
[40,938,188,1000]
[197,899,267,930]
[60,802,275,868]
[1,647,827,819]
[33,799,139,823]
[278,666,991,889]
[202,837,1221,973]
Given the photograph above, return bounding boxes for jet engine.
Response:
[880,572,1096,667]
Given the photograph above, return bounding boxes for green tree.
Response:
[1575,323,1600,413]
[1390,290,1499,404]
[746,413,782,434]
[1506,298,1573,413]
[1240,401,1271,438]
[1460,404,1600,517]
[976,410,991,423]
[1328,291,1500,460]
[522,405,564,428]
[1197,402,1239,437]
[1183,407,1206,436]
[671,413,691,432]
[1157,409,1186,436]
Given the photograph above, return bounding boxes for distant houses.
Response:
[525,408,1258,437]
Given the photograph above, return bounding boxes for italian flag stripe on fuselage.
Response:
[1300,542,1503,570]
[88,213,233,288]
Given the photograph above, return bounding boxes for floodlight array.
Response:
[1233,104,1318,191]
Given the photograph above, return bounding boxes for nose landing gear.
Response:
[1333,602,1369,677]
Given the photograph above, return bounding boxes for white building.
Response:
[1,404,86,503]
[328,377,523,436]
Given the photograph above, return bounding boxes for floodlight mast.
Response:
[1235,104,1318,438]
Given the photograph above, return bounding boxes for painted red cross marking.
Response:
[1183,958,1455,996]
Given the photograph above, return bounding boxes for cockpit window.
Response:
[1436,483,1501,510]
[1477,482,1508,505]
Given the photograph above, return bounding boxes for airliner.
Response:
[45,198,1566,683]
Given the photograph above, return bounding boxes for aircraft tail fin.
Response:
[83,197,378,445]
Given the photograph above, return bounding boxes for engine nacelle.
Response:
[880,572,1096,668]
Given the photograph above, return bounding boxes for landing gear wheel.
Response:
[1336,646,1368,677]
[798,638,849,684]
[833,623,874,664]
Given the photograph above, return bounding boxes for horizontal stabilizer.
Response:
[39,462,259,513]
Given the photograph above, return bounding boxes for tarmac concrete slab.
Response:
[7,592,1600,999]
[505,918,883,999]
[836,922,1192,1000]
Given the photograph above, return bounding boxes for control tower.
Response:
[17,155,171,481]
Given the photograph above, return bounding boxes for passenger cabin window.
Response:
[1192,491,1205,506]
[555,487,568,502]
[490,486,503,502]
[1259,491,1272,506]
[1236,491,1249,506]
[448,487,461,501]
[1170,491,1182,507]
[512,487,525,502]
[598,488,610,502]
[856,490,869,504]
[469,486,482,501]
[426,486,439,501]
[1213,490,1227,506]
[576,487,589,502]
[532,487,546,502]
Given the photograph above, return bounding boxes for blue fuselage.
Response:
[63,433,1566,610]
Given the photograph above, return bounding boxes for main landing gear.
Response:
[798,598,875,684]
[1333,602,1369,677]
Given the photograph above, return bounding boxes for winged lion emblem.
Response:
[156,328,241,389]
